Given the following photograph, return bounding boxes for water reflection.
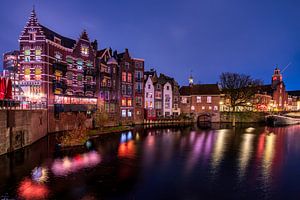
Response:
[18,178,49,200]
[211,129,227,173]
[118,131,136,159]
[238,133,255,180]
[52,151,101,176]
[31,167,48,183]
[262,133,276,185]
[2,125,300,199]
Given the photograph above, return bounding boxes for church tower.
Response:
[271,66,282,88]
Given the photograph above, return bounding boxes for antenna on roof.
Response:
[281,62,291,73]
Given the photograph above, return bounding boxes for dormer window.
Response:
[81,45,89,56]
[54,37,61,45]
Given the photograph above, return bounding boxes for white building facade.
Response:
[163,81,173,116]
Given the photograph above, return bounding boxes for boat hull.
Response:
[266,115,300,126]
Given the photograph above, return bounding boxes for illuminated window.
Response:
[128,73,132,82]
[55,70,62,81]
[35,68,42,80]
[86,61,92,67]
[24,49,30,62]
[197,96,201,103]
[24,67,31,81]
[66,56,73,64]
[214,106,218,111]
[127,110,132,117]
[121,109,126,117]
[81,45,89,56]
[127,99,132,107]
[122,72,126,82]
[202,106,205,110]
[35,49,41,61]
[209,106,212,110]
[121,98,127,106]
[181,97,187,103]
[207,96,212,103]
[77,59,83,70]
[54,52,62,62]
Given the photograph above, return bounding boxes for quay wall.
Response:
[0,109,93,155]
[220,112,267,123]
[0,110,47,156]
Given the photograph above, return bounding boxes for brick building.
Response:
[96,48,120,121]
[116,49,135,124]
[180,83,221,116]
[18,9,98,114]
[133,58,144,124]
[254,67,288,111]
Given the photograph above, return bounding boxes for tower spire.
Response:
[189,69,194,86]
[28,6,39,27]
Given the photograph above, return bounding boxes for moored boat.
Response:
[266,115,300,126]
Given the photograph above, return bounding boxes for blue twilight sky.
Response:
[0,0,300,90]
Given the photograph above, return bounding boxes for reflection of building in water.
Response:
[185,133,205,174]
[211,129,227,173]
[238,134,254,180]
[18,178,49,199]
[262,134,276,186]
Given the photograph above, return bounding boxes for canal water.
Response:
[1,124,300,199]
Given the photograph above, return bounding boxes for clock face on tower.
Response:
[273,77,277,81]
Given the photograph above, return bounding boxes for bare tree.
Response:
[219,72,262,111]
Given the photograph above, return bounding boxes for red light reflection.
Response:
[18,178,49,200]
